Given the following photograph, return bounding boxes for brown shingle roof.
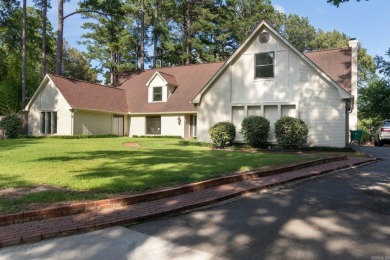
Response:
[116,62,224,113]
[48,74,128,113]
[304,47,352,93]
[46,48,351,115]
[157,72,178,86]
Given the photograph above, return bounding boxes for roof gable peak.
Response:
[192,20,351,104]
[146,71,178,87]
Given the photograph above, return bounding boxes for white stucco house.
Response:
[25,21,358,147]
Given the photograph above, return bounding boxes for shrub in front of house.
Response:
[0,114,23,138]
[241,116,270,148]
[209,121,236,148]
[274,116,309,148]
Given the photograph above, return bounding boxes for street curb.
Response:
[0,156,348,226]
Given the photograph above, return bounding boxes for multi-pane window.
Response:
[255,52,274,78]
[41,111,57,134]
[146,116,161,135]
[153,87,163,102]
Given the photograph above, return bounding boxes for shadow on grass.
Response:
[0,138,44,151]
[34,148,316,193]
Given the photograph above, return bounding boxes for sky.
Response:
[43,0,389,69]
[272,0,390,57]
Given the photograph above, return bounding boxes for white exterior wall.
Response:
[129,114,186,137]
[299,63,347,147]
[129,116,146,136]
[161,115,185,136]
[73,110,113,135]
[197,28,347,147]
[27,80,72,136]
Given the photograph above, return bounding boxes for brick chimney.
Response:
[349,38,358,131]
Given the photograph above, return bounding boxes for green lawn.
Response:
[0,137,326,213]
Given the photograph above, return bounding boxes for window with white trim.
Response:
[255,52,274,78]
[153,87,163,102]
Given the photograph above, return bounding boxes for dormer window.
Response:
[153,87,162,102]
[146,71,178,103]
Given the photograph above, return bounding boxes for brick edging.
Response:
[0,156,349,226]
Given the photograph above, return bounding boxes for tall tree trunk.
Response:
[110,50,115,85]
[184,1,191,65]
[22,0,27,109]
[140,0,145,70]
[56,0,64,75]
[153,0,159,68]
[41,0,47,78]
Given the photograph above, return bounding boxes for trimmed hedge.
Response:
[209,121,236,148]
[241,116,270,148]
[274,116,309,148]
[0,114,23,138]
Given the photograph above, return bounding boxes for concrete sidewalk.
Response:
[0,156,376,248]
[0,226,223,260]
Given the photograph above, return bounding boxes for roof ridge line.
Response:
[48,73,123,91]
[117,61,226,75]
[304,47,351,54]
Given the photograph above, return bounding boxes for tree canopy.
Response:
[327,0,369,7]
[0,0,380,116]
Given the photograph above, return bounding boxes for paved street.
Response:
[130,146,390,259]
[0,146,389,259]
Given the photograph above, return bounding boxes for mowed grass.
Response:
[0,137,324,213]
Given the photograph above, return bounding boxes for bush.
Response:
[209,121,236,148]
[0,114,23,138]
[241,116,270,148]
[274,116,309,148]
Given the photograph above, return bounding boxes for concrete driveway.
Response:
[1,146,388,259]
[130,146,390,259]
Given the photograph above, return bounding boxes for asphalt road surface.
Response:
[129,146,390,260]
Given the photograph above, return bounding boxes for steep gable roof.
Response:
[304,48,352,93]
[192,20,352,104]
[116,62,224,113]
[26,74,129,113]
[49,74,129,113]
[145,71,178,87]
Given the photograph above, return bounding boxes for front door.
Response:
[113,115,124,136]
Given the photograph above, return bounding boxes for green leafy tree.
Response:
[375,48,390,79]
[278,14,316,52]
[0,6,56,115]
[359,79,390,123]
[327,0,368,7]
[33,0,51,78]
[224,0,274,51]
[62,42,98,82]
[79,0,127,84]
